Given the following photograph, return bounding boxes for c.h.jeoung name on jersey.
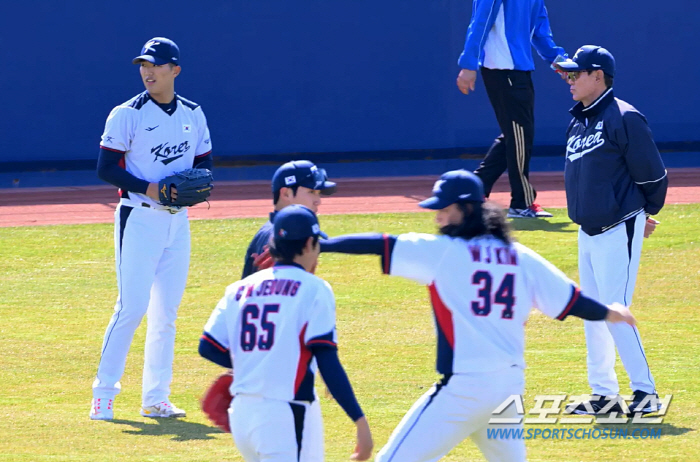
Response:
[235,278,302,301]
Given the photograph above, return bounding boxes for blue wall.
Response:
[1,0,698,166]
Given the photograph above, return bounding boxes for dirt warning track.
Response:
[0,169,698,227]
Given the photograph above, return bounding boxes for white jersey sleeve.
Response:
[389,233,451,285]
[304,280,338,348]
[100,105,134,153]
[516,243,579,320]
[203,283,240,349]
[194,108,212,156]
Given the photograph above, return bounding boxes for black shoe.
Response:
[566,395,625,415]
[628,390,661,416]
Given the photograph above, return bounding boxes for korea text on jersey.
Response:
[487,427,662,440]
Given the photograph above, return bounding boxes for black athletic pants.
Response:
[474,67,536,210]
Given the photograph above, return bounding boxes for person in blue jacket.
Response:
[240,160,336,278]
[456,0,566,219]
[556,45,668,416]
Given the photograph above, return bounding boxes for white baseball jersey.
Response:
[99,91,212,206]
[387,233,581,374]
[204,264,337,402]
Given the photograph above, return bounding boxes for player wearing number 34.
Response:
[319,170,636,462]
[199,205,373,461]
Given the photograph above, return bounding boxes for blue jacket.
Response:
[459,0,565,71]
[241,212,277,278]
[564,89,668,235]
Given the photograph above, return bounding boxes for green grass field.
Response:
[0,205,698,461]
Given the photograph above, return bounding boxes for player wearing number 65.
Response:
[319,170,636,462]
[199,205,373,461]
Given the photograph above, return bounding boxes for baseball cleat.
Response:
[141,401,186,418]
[529,203,553,217]
[90,398,114,421]
[565,395,624,415]
[507,207,538,218]
[628,390,661,416]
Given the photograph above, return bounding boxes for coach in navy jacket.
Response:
[557,46,667,416]
[560,46,668,234]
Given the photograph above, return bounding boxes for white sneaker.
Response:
[141,401,186,418]
[507,207,537,218]
[90,398,114,421]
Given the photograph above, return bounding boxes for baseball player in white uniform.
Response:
[319,170,636,461]
[199,205,373,461]
[90,37,213,420]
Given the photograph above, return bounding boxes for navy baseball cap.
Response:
[273,205,328,241]
[132,37,180,66]
[419,170,486,210]
[556,45,615,77]
[272,160,337,195]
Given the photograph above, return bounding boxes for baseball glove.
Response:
[201,371,234,433]
[158,168,214,207]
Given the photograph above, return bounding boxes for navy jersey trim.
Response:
[201,332,228,352]
[556,286,581,321]
[623,216,636,306]
[428,284,454,376]
[381,234,397,274]
[176,94,200,110]
[128,92,152,110]
[307,331,337,349]
[100,146,125,154]
[98,204,133,365]
[289,403,306,461]
[384,376,449,462]
[294,323,316,402]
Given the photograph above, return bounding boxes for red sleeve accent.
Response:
[201,334,228,352]
[557,286,581,321]
[429,284,455,348]
[294,324,313,394]
[307,339,337,348]
[100,146,125,154]
[195,150,212,158]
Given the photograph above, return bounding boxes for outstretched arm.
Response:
[558,290,636,326]
[320,233,392,255]
[313,346,374,460]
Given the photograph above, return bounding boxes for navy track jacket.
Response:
[564,89,668,235]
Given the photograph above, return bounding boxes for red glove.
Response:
[201,372,234,433]
[252,247,273,271]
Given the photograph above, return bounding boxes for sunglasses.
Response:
[566,70,599,82]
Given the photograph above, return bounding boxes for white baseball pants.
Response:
[578,212,656,396]
[376,368,526,462]
[92,202,190,407]
[229,395,324,462]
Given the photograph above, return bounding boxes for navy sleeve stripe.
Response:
[307,339,337,348]
[201,332,228,352]
[100,146,125,154]
[556,286,580,321]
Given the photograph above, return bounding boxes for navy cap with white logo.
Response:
[271,160,337,195]
[419,169,486,210]
[273,205,328,241]
[132,37,180,66]
[556,45,615,77]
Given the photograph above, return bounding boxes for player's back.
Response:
[390,233,576,375]
[226,264,335,402]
